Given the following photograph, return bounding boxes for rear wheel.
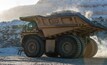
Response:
[90,39,98,57]
[56,35,82,58]
[76,37,86,58]
[24,36,45,57]
[83,38,98,58]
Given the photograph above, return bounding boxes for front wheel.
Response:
[24,36,45,57]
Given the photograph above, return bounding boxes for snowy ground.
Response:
[1,56,107,65]
[0,46,106,57]
[0,47,25,56]
[0,47,106,65]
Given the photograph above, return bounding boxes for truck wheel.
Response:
[76,37,86,58]
[90,39,98,57]
[24,36,45,57]
[56,35,82,58]
[45,52,58,57]
[83,38,98,58]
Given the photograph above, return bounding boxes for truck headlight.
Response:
[28,22,34,30]
[27,22,37,30]
[28,23,33,28]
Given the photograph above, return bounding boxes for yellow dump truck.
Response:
[20,11,106,58]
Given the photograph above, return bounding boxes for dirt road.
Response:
[0,56,107,65]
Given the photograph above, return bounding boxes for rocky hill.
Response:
[0,20,26,47]
[0,0,107,21]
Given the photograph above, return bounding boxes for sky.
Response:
[0,0,39,12]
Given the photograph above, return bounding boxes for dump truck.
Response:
[20,10,106,58]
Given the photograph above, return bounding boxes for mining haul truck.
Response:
[20,11,106,58]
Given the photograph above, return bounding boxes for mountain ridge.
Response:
[0,0,107,21]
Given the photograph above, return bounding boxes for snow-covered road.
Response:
[0,47,106,65]
[0,56,107,65]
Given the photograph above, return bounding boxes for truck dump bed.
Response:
[20,11,106,37]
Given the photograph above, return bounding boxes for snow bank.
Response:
[0,20,26,48]
[0,47,25,56]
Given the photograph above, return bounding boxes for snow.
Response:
[0,20,28,47]
[0,47,25,56]
[0,20,26,27]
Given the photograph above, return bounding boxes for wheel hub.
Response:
[63,42,72,54]
[28,42,36,53]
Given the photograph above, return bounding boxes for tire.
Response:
[77,37,86,58]
[83,38,98,58]
[24,36,45,57]
[56,35,82,58]
[45,52,58,57]
[88,38,98,57]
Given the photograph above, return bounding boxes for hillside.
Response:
[0,0,107,21]
[0,20,26,47]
